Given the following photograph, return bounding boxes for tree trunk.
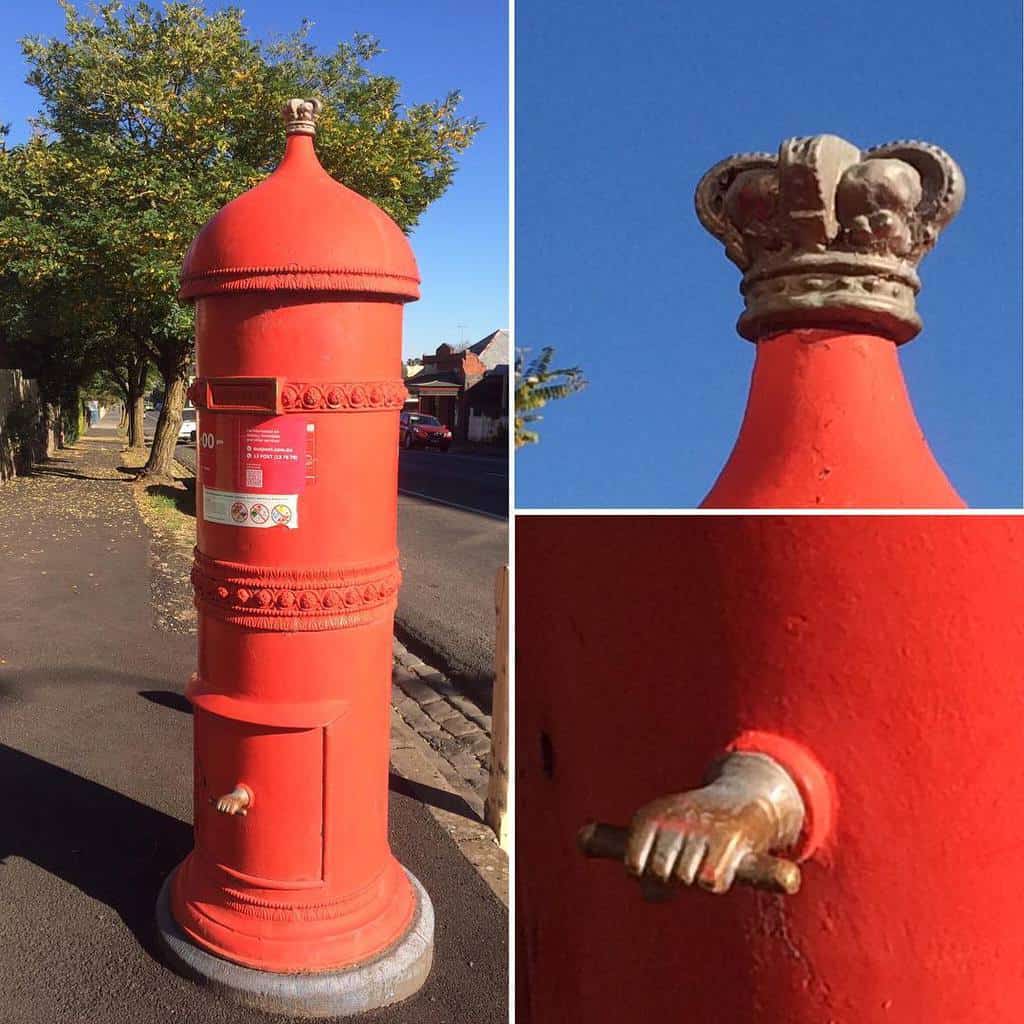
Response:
[41,403,56,458]
[127,393,146,447]
[141,365,187,479]
[126,356,148,448]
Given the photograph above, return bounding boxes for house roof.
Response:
[467,329,509,371]
[407,370,462,393]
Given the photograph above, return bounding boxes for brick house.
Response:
[406,330,508,443]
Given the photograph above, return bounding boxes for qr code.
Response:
[246,467,263,488]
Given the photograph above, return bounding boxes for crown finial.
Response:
[695,134,965,344]
[281,98,323,136]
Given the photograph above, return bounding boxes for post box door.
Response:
[194,709,324,885]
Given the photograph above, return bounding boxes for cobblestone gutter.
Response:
[391,638,493,815]
[390,639,505,904]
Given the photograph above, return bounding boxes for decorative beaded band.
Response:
[281,380,408,412]
[191,550,401,631]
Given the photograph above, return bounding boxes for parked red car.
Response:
[399,412,453,451]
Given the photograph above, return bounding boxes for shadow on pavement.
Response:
[387,772,481,823]
[25,459,123,484]
[139,690,192,714]
[0,743,191,964]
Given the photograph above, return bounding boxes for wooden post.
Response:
[485,563,509,849]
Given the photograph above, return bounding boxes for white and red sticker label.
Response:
[204,490,298,529]
[199,415,307,529]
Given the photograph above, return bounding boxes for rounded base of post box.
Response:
[156,868,434,1018]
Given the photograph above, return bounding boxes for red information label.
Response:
[200,415,308,494]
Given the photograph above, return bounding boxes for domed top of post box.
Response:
[694,134,964,343]
[179,98,420,302]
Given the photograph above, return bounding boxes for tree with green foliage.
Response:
[0,139,86,446]
[0,133,160,448]
[8,0,480,477]
[515,347,587,448]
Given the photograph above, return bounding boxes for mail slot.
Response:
[190,376,283,414]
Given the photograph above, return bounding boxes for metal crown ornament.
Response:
[695,134,965,343]
[281,97,323,135]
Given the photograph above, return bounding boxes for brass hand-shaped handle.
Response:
[577,822,801,895]
[578,751,806,897]
[211,785,251,817]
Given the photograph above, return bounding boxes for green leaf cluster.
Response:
[515,347,587,448]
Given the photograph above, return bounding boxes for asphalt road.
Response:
[395,493,505,704]
[157,413,507,698]
[398,448,507,518]
[0,429,506,1024]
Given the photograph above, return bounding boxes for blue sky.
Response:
[0,0,507,362]
[516,0,1022,509]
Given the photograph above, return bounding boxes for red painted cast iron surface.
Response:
[169,131,419,972]
[517,515,1024,1023]
[702,329,964,508]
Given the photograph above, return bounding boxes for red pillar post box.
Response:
[156,99,433,1016]
[694,134,965,508]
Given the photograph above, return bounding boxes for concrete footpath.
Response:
[0,425,506,1023]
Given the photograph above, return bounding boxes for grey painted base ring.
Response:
[156,868,434,1018]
